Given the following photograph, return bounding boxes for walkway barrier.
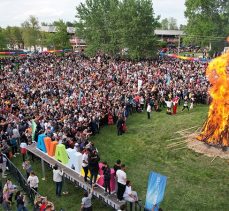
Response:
[27,143,143,211]
[6,156,38,203]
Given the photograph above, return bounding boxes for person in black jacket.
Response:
[116,116,124,136]
[88,150,100,186]
[102,162,111,195]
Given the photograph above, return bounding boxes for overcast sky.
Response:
[0,0,186,28]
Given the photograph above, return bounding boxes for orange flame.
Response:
[197,47,229,146]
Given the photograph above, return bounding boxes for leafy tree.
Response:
[160,18,169,30]
[52,20,71,49]
[21,16,40,50]
[168,17,178,30]
[76,0,121,56]
[179,24,186,31]
[184,0,229,50]
[120,0,159,59]
[76,0,159,59]
[4,26,24,49]
[159,17,178,30]
[66,21,75,27]
[0,27,7,49]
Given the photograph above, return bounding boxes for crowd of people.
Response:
[0,52,209,210]
[0,177,55,211]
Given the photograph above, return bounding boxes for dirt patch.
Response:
[187,139,229,159]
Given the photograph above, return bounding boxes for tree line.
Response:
[0,16,72,51]
[0,0,228,58]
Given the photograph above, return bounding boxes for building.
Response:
[154,30,184,44]
[40,26,184,50]
[40,26,86,50]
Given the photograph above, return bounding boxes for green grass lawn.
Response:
[10,104,229,211]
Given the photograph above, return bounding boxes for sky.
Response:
[0,0,186,28]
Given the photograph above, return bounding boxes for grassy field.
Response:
[9,104,229,211]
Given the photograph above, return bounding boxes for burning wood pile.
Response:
[197,47,229,147]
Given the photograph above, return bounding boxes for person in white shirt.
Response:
[146,103,152,119]
[27,171,39,192]
[82,149,89,182]
[123,180,138,203]
[81,185,94,211]
[116,164,127,201]
[165,98,172,115]
[53,164,64,197]
[140,96,145,111]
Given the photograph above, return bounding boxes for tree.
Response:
[76,0,121,56]
[184,0,229,51]
[21,16,40,50]
[53,20,71,49]
[160,18,169,30]
[168,17,178,30]
[76,0,159,59]
[120,0,159,59]
[0,28,7,49]
[179,24,186,31]
[4,26,24,49]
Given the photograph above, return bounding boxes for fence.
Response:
[6,156,38,203]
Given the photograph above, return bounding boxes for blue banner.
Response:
[145,171,167,211]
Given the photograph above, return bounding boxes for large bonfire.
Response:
[197,47,229,147]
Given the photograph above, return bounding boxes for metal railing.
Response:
[6,156,38,203]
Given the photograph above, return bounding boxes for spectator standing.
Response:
[190,94,195,110]
[146,103,152,119]
[116,164,127,202]
[172,96,179,115]
[81,185,94,211]
[82,149,89,183]
[102,162,111,195]
[165,99,173,115]
[117,116,124,136]
[182,96,189,111]
[2,187,11,211]
[27,171,39,192]
[0,151,7,178]
[113,160,122,174]
[22,160,32,178]
[88,150,100,186]
[53,164,63,197]
[15,191,28,211]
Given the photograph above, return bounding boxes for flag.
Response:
[32,120,37,142]
[145,171,167,211]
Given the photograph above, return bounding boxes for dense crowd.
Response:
[0,53,209,144]
[0,53,209,210]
